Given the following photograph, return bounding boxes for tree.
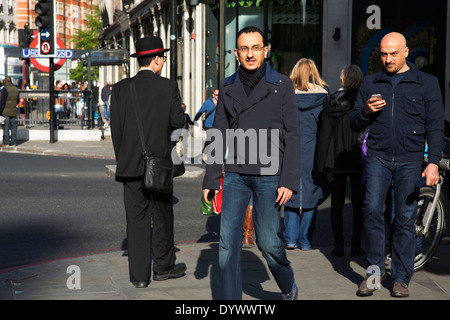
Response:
[69,6,102,83]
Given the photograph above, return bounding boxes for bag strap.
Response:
[129,78,149,160]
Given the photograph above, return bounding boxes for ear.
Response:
[404,46,409,58]
[234,48,239,61]
[263,46,268,59]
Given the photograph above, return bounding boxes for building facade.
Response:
[16,0,96,49]
[99,0,450,123]
[1,0,98,85]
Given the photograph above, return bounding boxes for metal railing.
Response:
[18,90,97,129]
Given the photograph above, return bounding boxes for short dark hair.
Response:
[340,65,363,90]
[236,26,265,47]
[137,56,153,67]
[138,55,164,67]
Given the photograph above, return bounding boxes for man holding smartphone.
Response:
[350,32,444,297]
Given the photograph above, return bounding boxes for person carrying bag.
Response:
[129,79,185,193]
[110,36,187,288]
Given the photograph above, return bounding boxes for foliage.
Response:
[69,6,102,82]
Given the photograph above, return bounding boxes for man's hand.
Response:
[364,96,386,115]
[422,163,440,186]
[203,188,219,204]
[277,187,293,205]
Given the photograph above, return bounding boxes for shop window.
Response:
[204,0,322,93]
[270,1,321,76]
[352,0,446,78]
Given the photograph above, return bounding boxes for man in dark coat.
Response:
[350,32,444,298]
[202,26,300,300]
[0,76,19,146]
[110,36,186,288]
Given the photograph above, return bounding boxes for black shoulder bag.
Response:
[129,79,184,193]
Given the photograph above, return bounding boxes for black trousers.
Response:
[123,180,176,282]
[328,172,365,246]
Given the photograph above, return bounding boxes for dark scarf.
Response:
[239,62,267,96]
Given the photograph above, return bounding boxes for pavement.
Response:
[1,127,450,302]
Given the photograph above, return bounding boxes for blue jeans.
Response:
[103,101,110,119]
[3,115,18,145]
[219,172,294,299]
[284,207,316,249]
[364,154,421,285]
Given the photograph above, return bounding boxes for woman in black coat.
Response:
[316,65,365,256]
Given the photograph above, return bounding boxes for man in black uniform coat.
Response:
[110,36,186,288]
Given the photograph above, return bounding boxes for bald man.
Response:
[350,32,444,297]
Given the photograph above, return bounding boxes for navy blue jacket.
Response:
[285,85,329,209]
[350,62,444,165]
[202,62,300,192]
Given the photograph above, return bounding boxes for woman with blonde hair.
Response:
[284,58,329,251]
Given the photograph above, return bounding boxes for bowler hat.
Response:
[130,36,170,58]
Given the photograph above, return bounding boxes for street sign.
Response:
[21,48,74,59]
[89,49,129,66]
[28,31,67,72]
[56,49,73,58]
[41,41,51,54]
[40,29,51,40]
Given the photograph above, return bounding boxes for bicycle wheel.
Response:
[414,186,446,271]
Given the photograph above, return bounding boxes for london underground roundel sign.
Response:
[30,32,66,72]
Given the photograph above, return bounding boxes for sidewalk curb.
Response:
[0,144,115,160]
[17,129,105,142]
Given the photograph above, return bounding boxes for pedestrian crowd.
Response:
[53,80,91,122]
[106,27,444,300]
[0,77,111,137]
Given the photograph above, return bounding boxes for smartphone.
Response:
[371,94,382,100]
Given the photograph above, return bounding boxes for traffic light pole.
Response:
[49,58,56,143]
[34,0,57,142]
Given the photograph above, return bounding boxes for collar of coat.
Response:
[224,61,280,87]
[372,61,422,85]
[222,62,280,113]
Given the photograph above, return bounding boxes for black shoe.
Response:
[133,281,149,288]
[331,243,344,256]
[153,263,187,281]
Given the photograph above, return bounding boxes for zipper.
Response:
[391,90,395,162]
[232,100,241,169]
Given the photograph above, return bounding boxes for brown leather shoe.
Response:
[391,282,409,298]
[358,273,386,296]
[242,205,255,248]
